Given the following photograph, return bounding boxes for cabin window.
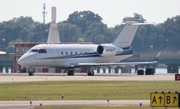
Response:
[66,52,68,55]
[71,52,73,55]
[38,49,47,53]
[75,52,77,55]
[61,52,63,55]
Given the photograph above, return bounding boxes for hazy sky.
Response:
[0,0,179,27]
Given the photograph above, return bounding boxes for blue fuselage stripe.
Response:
[38,49,133,60]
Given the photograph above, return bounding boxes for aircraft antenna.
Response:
[42,3,47,24]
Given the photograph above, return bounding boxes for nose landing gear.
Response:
[28,71,34,76]
[28,67,34,76]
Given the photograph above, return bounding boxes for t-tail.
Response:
[112,21,153,48]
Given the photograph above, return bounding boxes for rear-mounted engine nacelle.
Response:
[97,44,123,56]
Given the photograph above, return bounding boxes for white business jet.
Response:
[18,21,160,76]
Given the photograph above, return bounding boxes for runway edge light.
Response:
[30,100,32,108]
[40,102,42,107]
[62,95,64,99]
[107,98,110,106]
[139,102,142,106]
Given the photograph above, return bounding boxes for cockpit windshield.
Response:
[31,49,38,52]
[38,49,47,53]
[28,49,47,53]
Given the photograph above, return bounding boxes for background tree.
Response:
[66,11,103,34]
[0,17,35,52]
[162,16,180,51]
[31,23,49,42]
[84,22,107,44]
[123,13,146,23]
[0,12,179,53]
[58,22,81,42]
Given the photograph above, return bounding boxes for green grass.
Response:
[0,81,179,101]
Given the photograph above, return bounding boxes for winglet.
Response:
[153,51,161,61]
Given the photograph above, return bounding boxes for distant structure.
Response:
[42,3,47,24]
[47,7,60,43]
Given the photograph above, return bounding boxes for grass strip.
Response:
[0,81,179,100]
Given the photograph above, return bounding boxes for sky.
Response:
[0,0,180,27]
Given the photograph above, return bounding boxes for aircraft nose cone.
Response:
[17,57,26,65]
[17,55,33,66]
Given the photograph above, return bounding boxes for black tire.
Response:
[28,71,34,76]
[67,72,70,76]
[87,73,91,76]
[28,71,31,76]
[70,70,74,76]
[90,72,94,76]
[87,71,94,76]
[67,70,74,76]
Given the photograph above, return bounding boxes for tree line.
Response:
[0,11,180,53]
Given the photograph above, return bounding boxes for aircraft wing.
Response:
[72,61,157,68]
[71,52,161,68]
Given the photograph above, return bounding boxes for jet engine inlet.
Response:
[97,45,103,54]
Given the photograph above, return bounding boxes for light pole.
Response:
[14,19,17,53]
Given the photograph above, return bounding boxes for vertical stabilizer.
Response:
[47,7,60,43]
[112,21,151,48]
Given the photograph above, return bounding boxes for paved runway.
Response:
[0,73,175,83]
[0,73,176,108]
[0,100,150,109]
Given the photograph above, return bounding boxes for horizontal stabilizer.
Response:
[130,22,155,26]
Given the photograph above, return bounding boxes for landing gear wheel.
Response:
[87,70,94,76]
[28,71,34,76]
[67,70,74,76]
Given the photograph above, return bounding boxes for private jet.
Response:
[18,21,160,76]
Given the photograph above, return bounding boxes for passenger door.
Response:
[51,45,59,63]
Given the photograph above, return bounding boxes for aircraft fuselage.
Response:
[18,44,133,68]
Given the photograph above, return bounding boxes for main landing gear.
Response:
[67,69,74,76]
[66,68,94,76]
[87,69,94,76]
